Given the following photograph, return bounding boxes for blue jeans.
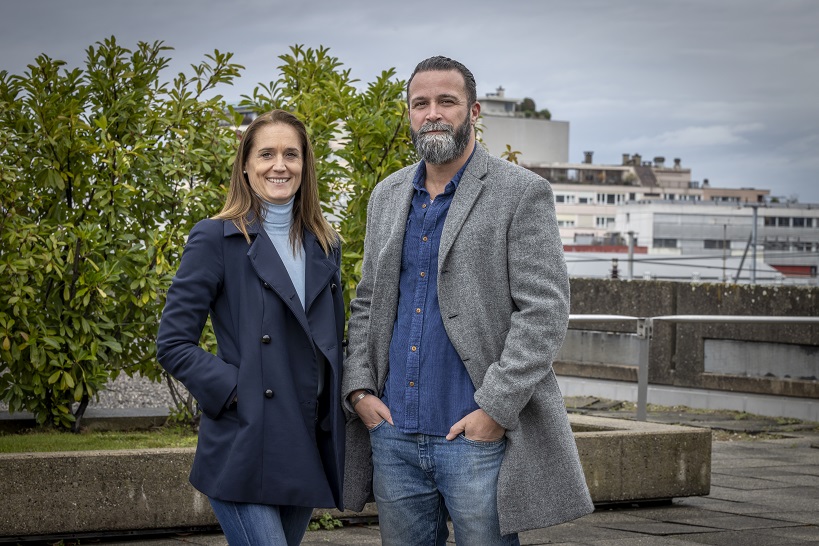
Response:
[369,421,520,546]
[208,498,314,546]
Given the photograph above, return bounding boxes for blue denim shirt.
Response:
[383,148,479,436]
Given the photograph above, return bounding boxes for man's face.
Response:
[408,70,479,165]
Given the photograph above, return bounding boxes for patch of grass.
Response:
[0,427,197,453]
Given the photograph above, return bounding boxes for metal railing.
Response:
[567,314,819,420]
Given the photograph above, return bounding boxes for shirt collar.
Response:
[411,144,477,194]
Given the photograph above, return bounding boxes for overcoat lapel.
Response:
[244,226,311,337]
[303,230,338,313]
[439,147,488,264]
[370,175,415,359]
[380,176,415,278]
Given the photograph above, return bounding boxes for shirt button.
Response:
[264,389,274,398]
[409,381,415,387]
[420,271,426,277]
[422,203,427,209]
[411,346,417,352]
[415,308,421,314]
[422,236,428,242]
[261,335,271,344]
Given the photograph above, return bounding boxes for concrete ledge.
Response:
[571,414,711,503]
[0,415,710,538]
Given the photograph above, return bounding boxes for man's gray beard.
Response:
[411,113,472,165]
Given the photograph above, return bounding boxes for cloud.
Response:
[619,123,765,149]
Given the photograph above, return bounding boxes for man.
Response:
[342,56,593,545]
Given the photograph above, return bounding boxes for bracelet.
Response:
[350,392,368,409]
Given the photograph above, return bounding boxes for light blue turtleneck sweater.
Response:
[262,198,305,309]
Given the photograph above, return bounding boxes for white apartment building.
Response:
[478,87,569,164]
[616,202,819,279]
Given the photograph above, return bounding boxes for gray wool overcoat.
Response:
[341,144,594,535]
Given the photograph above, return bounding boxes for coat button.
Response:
[262,281,270,289]
[264,389,274,399]
[261,335,271,344]
[331,283,337,293]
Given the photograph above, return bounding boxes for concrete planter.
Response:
[0,414,710,539]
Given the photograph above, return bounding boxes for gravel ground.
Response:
[90,373,178,409]
[0,373,178,412]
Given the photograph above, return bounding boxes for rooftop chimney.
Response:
[583,151,594,164]
[674,158,681,170]
[653,156,665,168]
[622,153,630,165]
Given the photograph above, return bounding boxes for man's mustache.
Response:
[420,122,454,135]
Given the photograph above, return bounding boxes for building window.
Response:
[764,240,788,250]
[555,195,565,203]
[764,217,776,226]
[557,219,576,228]
[777,217,790,227]
[579,197,590,204]
[793,217,806,227]
[704,239,729,249]
[654,238,677,248]
[595,217,615,228]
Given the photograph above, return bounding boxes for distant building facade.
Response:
[478,87,569,164]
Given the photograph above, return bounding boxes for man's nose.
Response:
[425,105,442,121]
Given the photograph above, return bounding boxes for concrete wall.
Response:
[0,415,710,539]
[479,115,570,164]
[558,279,819,398]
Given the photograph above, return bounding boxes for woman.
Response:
[156,109,345,545]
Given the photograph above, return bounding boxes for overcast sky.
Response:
[2,0,817,203]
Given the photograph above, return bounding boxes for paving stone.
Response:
[674,496,768,513]
[301,524,383,545]
[761,511,819,525]
[594,521,719,536]
[578,538,708,546]
[710,474,800,490]
[764,526,819,542]
[658,514,802,531]
[681,528,814,545]
[518,521,647,543]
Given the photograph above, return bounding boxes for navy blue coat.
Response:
[156,218,345,509]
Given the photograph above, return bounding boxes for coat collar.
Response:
[226,217,338,334]
[387,145,489,266]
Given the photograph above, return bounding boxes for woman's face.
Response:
[244,122,303,205]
